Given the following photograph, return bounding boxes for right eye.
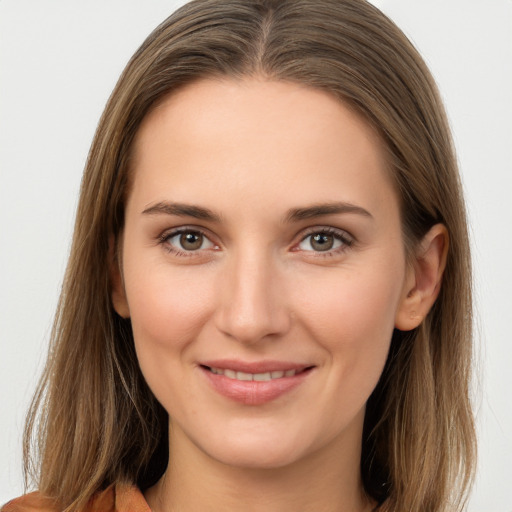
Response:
[161,229,216,255]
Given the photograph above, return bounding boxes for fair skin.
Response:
[112,78,447,512]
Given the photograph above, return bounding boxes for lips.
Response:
[199,360,314,405]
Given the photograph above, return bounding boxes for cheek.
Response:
[124,263,216,353]
[298,267,401,335]
[123,263,219,413]
[294,264,403,386]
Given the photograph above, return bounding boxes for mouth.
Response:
[202,365,311,381]
[199,361,315,405]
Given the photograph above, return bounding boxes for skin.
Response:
[111,78,447,512]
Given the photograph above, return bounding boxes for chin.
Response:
[206,442,307,470]
[186,421,327,471]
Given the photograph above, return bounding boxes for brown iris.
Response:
[310,233,334,251]
[180,232,203,250]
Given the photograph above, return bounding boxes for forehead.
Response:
[128,78,397,220]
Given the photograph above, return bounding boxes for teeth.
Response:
[209,367,298,381]
[253,372,271,381]
[224,369,236,379]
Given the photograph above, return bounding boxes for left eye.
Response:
[166,230,215,251]
[298,232,348,252]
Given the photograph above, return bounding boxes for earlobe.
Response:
[395,224,449,331]
[109,235,130,319]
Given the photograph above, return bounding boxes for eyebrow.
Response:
[142,201,221,222]
[141,200,372,223]
[284,202,373,222]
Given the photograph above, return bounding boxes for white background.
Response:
[1,1,511,510]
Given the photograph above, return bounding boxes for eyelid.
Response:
[158,225,220,255]
[292,226,354,254]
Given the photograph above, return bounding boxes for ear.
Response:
[395,224,449,331]
[109,234,130,319]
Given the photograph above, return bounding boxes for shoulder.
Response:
[1,492,58,512]
[1,484,150,512]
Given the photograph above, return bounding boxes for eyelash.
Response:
[157,226,354,258]
[158,227,218,257]
[295,227,353,257]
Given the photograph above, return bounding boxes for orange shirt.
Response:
[2,484,150,512]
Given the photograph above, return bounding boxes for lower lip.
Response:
[200,367,312,405]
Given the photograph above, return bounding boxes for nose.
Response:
[214,249,291,344]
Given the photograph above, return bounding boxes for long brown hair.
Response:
[23,1,476,510]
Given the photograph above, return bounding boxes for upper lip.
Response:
[199,359,313,374]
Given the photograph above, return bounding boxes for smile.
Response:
[200,362,314,405]
[206,367,301,381]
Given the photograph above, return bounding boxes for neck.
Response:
[145,418,373,512]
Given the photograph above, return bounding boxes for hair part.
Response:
[24,1,475,511]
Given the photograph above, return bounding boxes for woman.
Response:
[3,0,476,511]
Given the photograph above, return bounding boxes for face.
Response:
[113,78,416,470]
